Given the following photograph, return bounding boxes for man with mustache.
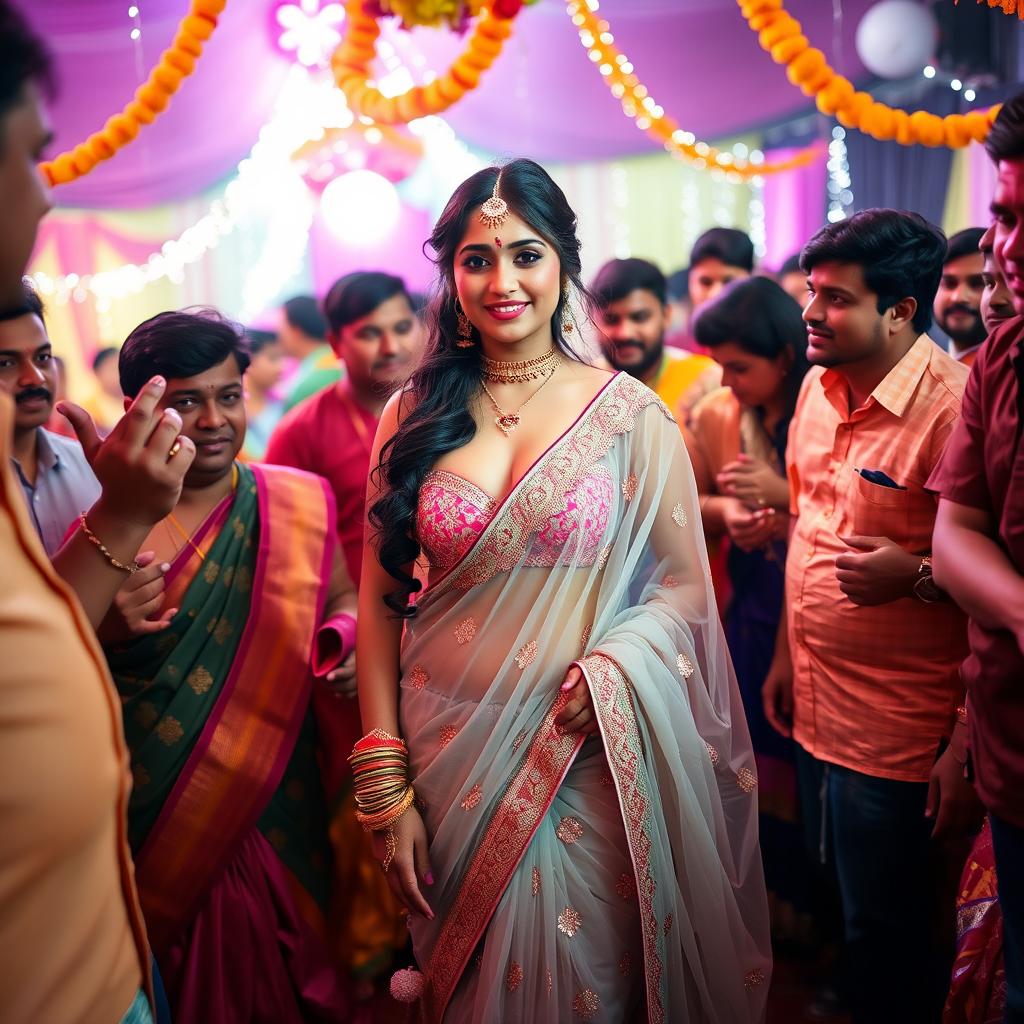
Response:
[592,257,720,428]
[763,209,976,1024]
[929,91,1024,1022]
[0,281,99,554]
[933,227,988,367]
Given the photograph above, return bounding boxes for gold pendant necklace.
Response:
[480,360,559,437]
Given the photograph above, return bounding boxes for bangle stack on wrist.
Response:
[350,730,415,872]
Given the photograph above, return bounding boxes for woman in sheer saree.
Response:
[356,159,770,1023]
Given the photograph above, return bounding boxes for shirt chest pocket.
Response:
[849,471,910,540]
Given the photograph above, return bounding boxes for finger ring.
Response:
[168,439,182,458]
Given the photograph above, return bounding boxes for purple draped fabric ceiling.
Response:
[14,0,874,209]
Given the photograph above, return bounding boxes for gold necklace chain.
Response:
[161,463,239,563]
[164,515,207,563]
[480,360,560,437]
[481,348,558,384]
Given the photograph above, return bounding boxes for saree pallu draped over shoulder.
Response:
[106,463,348,1020]
[400,373,771,1023]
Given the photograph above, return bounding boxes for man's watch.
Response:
[913,556,943,603]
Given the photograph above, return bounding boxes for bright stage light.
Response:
[320,170,400,246]
[275,0,345,67]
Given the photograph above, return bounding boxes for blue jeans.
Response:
[990,814,1024,1023]
[796,747,952,1024]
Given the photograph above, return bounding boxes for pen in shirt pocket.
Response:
[855,467,907,490]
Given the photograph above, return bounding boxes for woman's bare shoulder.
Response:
[557,359,617,399]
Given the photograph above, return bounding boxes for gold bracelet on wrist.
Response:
[79,512,141,575]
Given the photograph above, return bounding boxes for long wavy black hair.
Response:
[369,158,588,615]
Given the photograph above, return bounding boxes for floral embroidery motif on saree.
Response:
[515,640,539,670]
[453,617,477,645]
[573,988,600,1019]
[555,816,584,844]
[558,906,582,937]
[505,960,524,992]
[408,664,429,690]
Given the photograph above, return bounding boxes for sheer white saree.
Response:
[400,372,770,1022]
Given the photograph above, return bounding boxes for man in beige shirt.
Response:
[0,6,196,1021]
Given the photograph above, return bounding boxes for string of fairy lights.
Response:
[38,0,844,325]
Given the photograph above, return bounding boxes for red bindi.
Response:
[495,237,502,248]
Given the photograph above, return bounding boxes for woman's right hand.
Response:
[372,805,435,920]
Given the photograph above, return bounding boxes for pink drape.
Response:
[762,144,828,270]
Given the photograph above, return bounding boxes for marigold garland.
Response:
[739,0,1003,148]
[41,0,227,187]
[956,0,1023,20]
[370,0,487,31]
[332,0,524,125]
[567,1,821,178]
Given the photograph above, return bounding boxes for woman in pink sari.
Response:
[356,159,771,1022]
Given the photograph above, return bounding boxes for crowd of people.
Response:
[1,4,1023,1023]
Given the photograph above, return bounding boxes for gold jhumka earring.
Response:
[561,280,576,334]
[455,300,474,347]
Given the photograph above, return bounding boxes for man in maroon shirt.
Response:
[929,91,1024,1022]
[264,271,422,978]
[265,271,423,586]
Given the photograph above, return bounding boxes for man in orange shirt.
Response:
[0,6,193,1021]
[763,210,978,1024]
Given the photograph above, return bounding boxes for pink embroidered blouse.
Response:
[417,466,614,573]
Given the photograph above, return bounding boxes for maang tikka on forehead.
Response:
[479,172,510,230]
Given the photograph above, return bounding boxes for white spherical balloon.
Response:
[320,170,400,246]
[855,0,937,80]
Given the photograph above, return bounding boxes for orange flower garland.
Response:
[739,0,1003,148]
[568,0,821,179]
[41,0,227,187]
[957,0,1023,19]
[331,0,521,125]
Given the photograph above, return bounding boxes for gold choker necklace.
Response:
[481,348,559,384]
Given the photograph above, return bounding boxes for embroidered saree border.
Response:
[422,373,674,601]
[577,652,666,1024]
[135,465,334,952]
[420,692,585,1023]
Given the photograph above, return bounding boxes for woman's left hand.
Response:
[554,665,600,736]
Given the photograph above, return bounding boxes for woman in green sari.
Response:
[355,160,771,1022]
